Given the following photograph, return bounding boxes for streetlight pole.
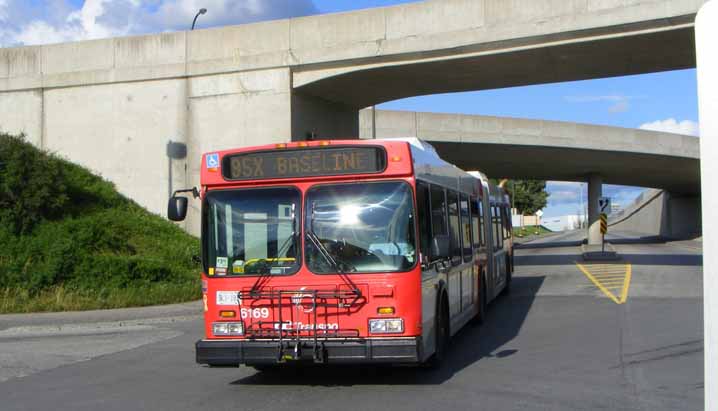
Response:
[191,8,207,30]
[178,7,206,229]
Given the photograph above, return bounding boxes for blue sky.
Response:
[0,0,699,219]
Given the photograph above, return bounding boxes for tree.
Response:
[492,179,550,215]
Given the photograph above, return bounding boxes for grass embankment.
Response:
[0,133,200,313]
[513,225,552,238]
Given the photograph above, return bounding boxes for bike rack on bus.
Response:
[236,288,364,363]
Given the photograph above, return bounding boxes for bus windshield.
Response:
[305,181,416,273]
[204,187,300,276]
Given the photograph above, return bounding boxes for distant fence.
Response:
[512,214,540,227]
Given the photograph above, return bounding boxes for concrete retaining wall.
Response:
[0,68,295,236]
[609,189,701,239]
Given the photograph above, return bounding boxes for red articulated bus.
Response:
[167,138,513,368]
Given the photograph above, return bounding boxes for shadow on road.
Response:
[515,240,585,249]
[607,236,666,245]
[230,276,545,386]
[515,233,679,250]
[515,253,702,266]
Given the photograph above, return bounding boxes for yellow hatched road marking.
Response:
[575,262,632,304]
[621,264,632,303]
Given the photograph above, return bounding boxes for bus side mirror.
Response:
[431,235,450,260]
[168,196,188,221]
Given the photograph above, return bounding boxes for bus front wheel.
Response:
[424,295,450,369]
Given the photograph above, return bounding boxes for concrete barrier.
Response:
[608,189,701,240]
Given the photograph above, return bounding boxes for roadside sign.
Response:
[599,197,611,214]
[600,213,608,234]
[535,210,543,217]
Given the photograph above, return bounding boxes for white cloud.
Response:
[66,0,123,40]
[546,181,582,205]
[548,190,579,203]
[0,0,316,47]
[12,20,78,45]
[564,95,627,103]
[140,0,316,32]
[564,94,636,114]
[4,0,138,46]
[607,100,629,113]
[639,118,700,137]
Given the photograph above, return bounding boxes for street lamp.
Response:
[191,8,207,30]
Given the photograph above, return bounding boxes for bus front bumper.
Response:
[196,337,421,365]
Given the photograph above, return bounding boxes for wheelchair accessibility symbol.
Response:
[206,153,219,171]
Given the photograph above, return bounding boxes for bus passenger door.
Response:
[471,195,487,307]
[460,194,474,312]
[491,205,507,296]
[417,182,442,358]
[446,190,463,320]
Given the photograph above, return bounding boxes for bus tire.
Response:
[501,256,512,296]
[472,271,487,326]
[424,295,450,369]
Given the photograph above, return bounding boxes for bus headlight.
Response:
[212,322,244,336]
[369,318,404,334]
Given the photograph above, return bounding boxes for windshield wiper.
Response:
[305,230,345,273]
[307,203,362,304]
[248,232,296,297]
[305,229,362,306]
[307,202,358,273]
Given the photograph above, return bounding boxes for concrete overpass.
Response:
[360,109,700,194]
[0,0,705,239]
[293,0,702,110]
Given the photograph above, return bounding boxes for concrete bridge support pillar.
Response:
[587,173,603,245]
[291,93,359,141]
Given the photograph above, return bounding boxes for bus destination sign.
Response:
[222,146,386,180]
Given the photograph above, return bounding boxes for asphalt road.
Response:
[0,232,703,410]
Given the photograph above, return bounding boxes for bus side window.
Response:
[447,190,462,265]
[430,186,448,261]
[416,182,431,265]
[478,198,485,246]
[493,206,502,250]
[460,194,472,262]
[470,196,480,250]
[501,207,512,240]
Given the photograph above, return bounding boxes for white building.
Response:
[542,214,586,232]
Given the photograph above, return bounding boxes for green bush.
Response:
[0,134,68,234]
[0,133,200,312]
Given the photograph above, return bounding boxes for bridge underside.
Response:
[295,23,696,108]
[431,141,700,195]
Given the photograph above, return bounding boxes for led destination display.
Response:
[223,146,386,180]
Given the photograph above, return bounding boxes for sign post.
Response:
[600,213,608,252]
[598,196,610,252]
